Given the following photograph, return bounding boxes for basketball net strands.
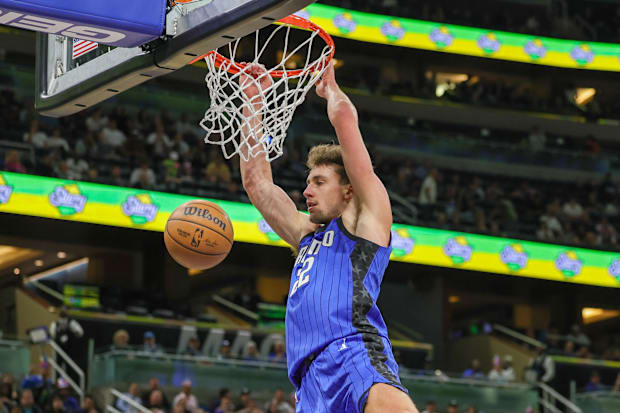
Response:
[0,0,334,162]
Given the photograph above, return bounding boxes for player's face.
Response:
[304,164,352,224]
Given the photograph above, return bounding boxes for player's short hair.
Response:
[306,144,349,184]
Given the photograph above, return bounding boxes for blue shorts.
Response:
[295,334,408,413]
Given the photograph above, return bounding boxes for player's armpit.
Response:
[246,180,317,249]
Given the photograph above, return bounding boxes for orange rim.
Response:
[189,14,335,78]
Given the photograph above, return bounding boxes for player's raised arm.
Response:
[315,63,392,235]
[238,64,317,248]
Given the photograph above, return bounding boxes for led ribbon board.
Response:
[298,4,620,72]
[0,172,618,287]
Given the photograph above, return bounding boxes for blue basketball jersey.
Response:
[285,217,393,388]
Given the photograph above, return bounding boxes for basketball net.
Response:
[198,15,335,162]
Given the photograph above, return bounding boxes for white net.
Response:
[199,17,334,162]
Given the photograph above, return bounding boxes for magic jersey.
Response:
[285,217,393,387]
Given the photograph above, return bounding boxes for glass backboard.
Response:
[35,0,316,117]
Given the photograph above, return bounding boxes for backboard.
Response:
[34,0,316,117]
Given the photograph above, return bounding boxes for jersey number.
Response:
[289,230,334,297]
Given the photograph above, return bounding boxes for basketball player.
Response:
[239,61,418,413]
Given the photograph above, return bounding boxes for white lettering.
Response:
[0,11,22,25]
[322,230,334,247]
[10,15,71,33]
[62,26,125,43]
[0,9,126,44]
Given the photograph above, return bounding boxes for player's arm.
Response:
[315,63,392,235]
[238,65,317,248]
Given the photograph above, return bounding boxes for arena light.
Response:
[13,267,20,275]
[34,259,43,267]
[575,88,596,105]
[57,251,67,259]
[582,307,620,324]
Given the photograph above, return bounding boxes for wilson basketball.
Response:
[164,200,234,269]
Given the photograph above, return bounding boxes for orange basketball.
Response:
[164,200,234,269]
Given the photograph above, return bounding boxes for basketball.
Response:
[164,200,234,269]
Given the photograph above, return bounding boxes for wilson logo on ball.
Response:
[183,206,227,231]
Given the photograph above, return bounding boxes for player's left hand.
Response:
[315,61,338,99]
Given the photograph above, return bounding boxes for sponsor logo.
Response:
[500,244,529,271]
[258,219,281,241]
[429,26,453,49]
[191,228,204,248]
[390,229,415,257]
[381,20,405,42]
[333,12,357,35]
[523,38,547,60]
[183,205,227,231]
[609,259,620,283]
[0,174,12,204]
[48,184,86,215]
[443,236,473,264]
[555,251,582,277]
[122,194,158,225]
[477,32,501,54]
[570,44,594,65]
[293,9,310,20]
[0,8,126,43]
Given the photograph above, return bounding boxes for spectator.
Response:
[211,389,233,413]
[418,168,439,220]
[85,109,108,133]
[213,396,234,413]
[488,355,503,381]
[184,335,201,356]
[447,400,459,413]
[130,161,156,189]
[101,119,127,149]
[596,216,618,246]
[50,310,84,373]
[264,389,292,413]
[79,395,98,413]
[142,331,162,353]
[501,355,515,382]
[562,198,585,221]
[45,395,65,413]
[4,151,26,174]
[23,119,47,148]
[25,361,53,407]
[146,391,165,413]
[75,132,100,159]
[465,407,477,413]
[269,341,286,363]
[567,325,591,348]
[584,371,603,392]
[172,133,190,156]
[528,346,555,384]
[115,383,141,413]
[236,389,262,413]
[147,120,172,158]
[65,153,89,181]
[55,379,78,413]
[112,329,130,350]
[420,400,436,413]
[528,126,546,152]
[104,166,126,187]
[242,341,259,362]
[141,379,170,411]
[172,380,198,413]
[564,340,576,357]
[538,205,563,239]
[19,390,41,413]
[462,359,485,379]
[162,151,181,191]
[205,149,231,185]
[46,128,70,153]
[613,372,620,393]
[85,167,99,183]
[216,340,231,360]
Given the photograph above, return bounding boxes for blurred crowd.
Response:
[0,365,295,413]
[0,91,617,249]
[320,0,620,42]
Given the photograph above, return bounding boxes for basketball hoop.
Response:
[196,14,335,162]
